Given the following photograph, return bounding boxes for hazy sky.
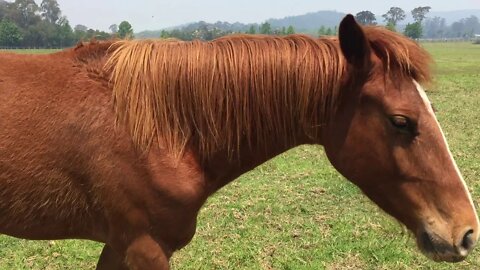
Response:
[55,0,480,32]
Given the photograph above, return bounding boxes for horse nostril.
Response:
[461,229,475,251]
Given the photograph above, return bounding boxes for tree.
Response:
[412,6,431,23]
[386,21,396,32]
[74,24,88,32]
[0,1,9,21]
[118,20,133,38]
[404,22,422,39]
[382,7,406,28]
[286,25,295,35]
[160,30,169,38]
[259,22,271,34]
[0,19,22,46]
[325,27,333,36]
[355,11,377,25]
[424,16,447,38]
[463,16,480,37]
[246,25,256,34]
[450,21,464,37]
[73,24,88,41]
[40,0,60,24]
[318,25,326,36]
[405,7,431,40]
[109,24,118,34]
[12,0,39,27]
[56,16,74,46]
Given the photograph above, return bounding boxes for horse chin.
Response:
[415,230,467,263]
[419,250,466,263]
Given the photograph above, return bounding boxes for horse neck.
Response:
[195,73,338,192]
[200,130,317,194]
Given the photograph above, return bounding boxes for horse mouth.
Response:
[416,231,470,262]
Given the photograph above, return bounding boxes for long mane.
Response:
[101,26,431,159]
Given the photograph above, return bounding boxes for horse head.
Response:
[323,15,479,262]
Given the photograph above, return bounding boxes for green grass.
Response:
[0,49,61,54]
[1,42,480,269]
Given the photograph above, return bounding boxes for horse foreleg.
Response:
[124,234,170,270]
[97,235,170,270]
[96,245,129,270]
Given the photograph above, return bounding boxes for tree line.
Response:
[0,0,134,48]
[160,6,479,41]
[355,7,480,39]
[159,21,343,41]
[1,2,478,47]
[158,21,298,41]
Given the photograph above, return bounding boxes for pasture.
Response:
[0,42,479,269]
[0,49,60,54]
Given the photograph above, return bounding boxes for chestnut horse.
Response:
[0,15,478,269]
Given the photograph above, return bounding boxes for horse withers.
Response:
[0,15,477,269]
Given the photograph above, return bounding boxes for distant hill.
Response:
[267,10,345,32]
[136,10,346,38]
[136,9,480,39]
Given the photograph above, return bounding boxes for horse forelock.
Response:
[363,26,432,85]
[103,28,432,160]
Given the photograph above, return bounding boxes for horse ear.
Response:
[339,14,371,68]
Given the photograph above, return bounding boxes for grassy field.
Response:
[0,49,60,54]
[1,42,480,269]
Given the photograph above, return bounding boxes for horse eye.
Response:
[389,115,411,132]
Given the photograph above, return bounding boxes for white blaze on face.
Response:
[413,80,479,228]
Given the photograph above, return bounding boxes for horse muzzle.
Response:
[417,228,477,262]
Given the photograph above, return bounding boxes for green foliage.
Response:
[0,19,22,46]
[159,30,170,39]
[412,6,431,23]
[382,7,406,26]
[451,16,480,38]
[424,16,447,38]
[109,24,118,34]
[386,21,396,32]
[246,25,256,34]
[259,22,272,34]
[55,17,74,46]
[40,0,61,24]
[404,22,423,39]
[12,0,39,27]
[74,24,87,32]
[355,10,377,25]
[159,25,233,41]
[325,27,333,36]
[118,20,133,39]
[318,26,326,36]
[72,23,111,43]
[0,1,112,48]
[286,25,295,35]
[407,6,430,39]
[424,15,480,38]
